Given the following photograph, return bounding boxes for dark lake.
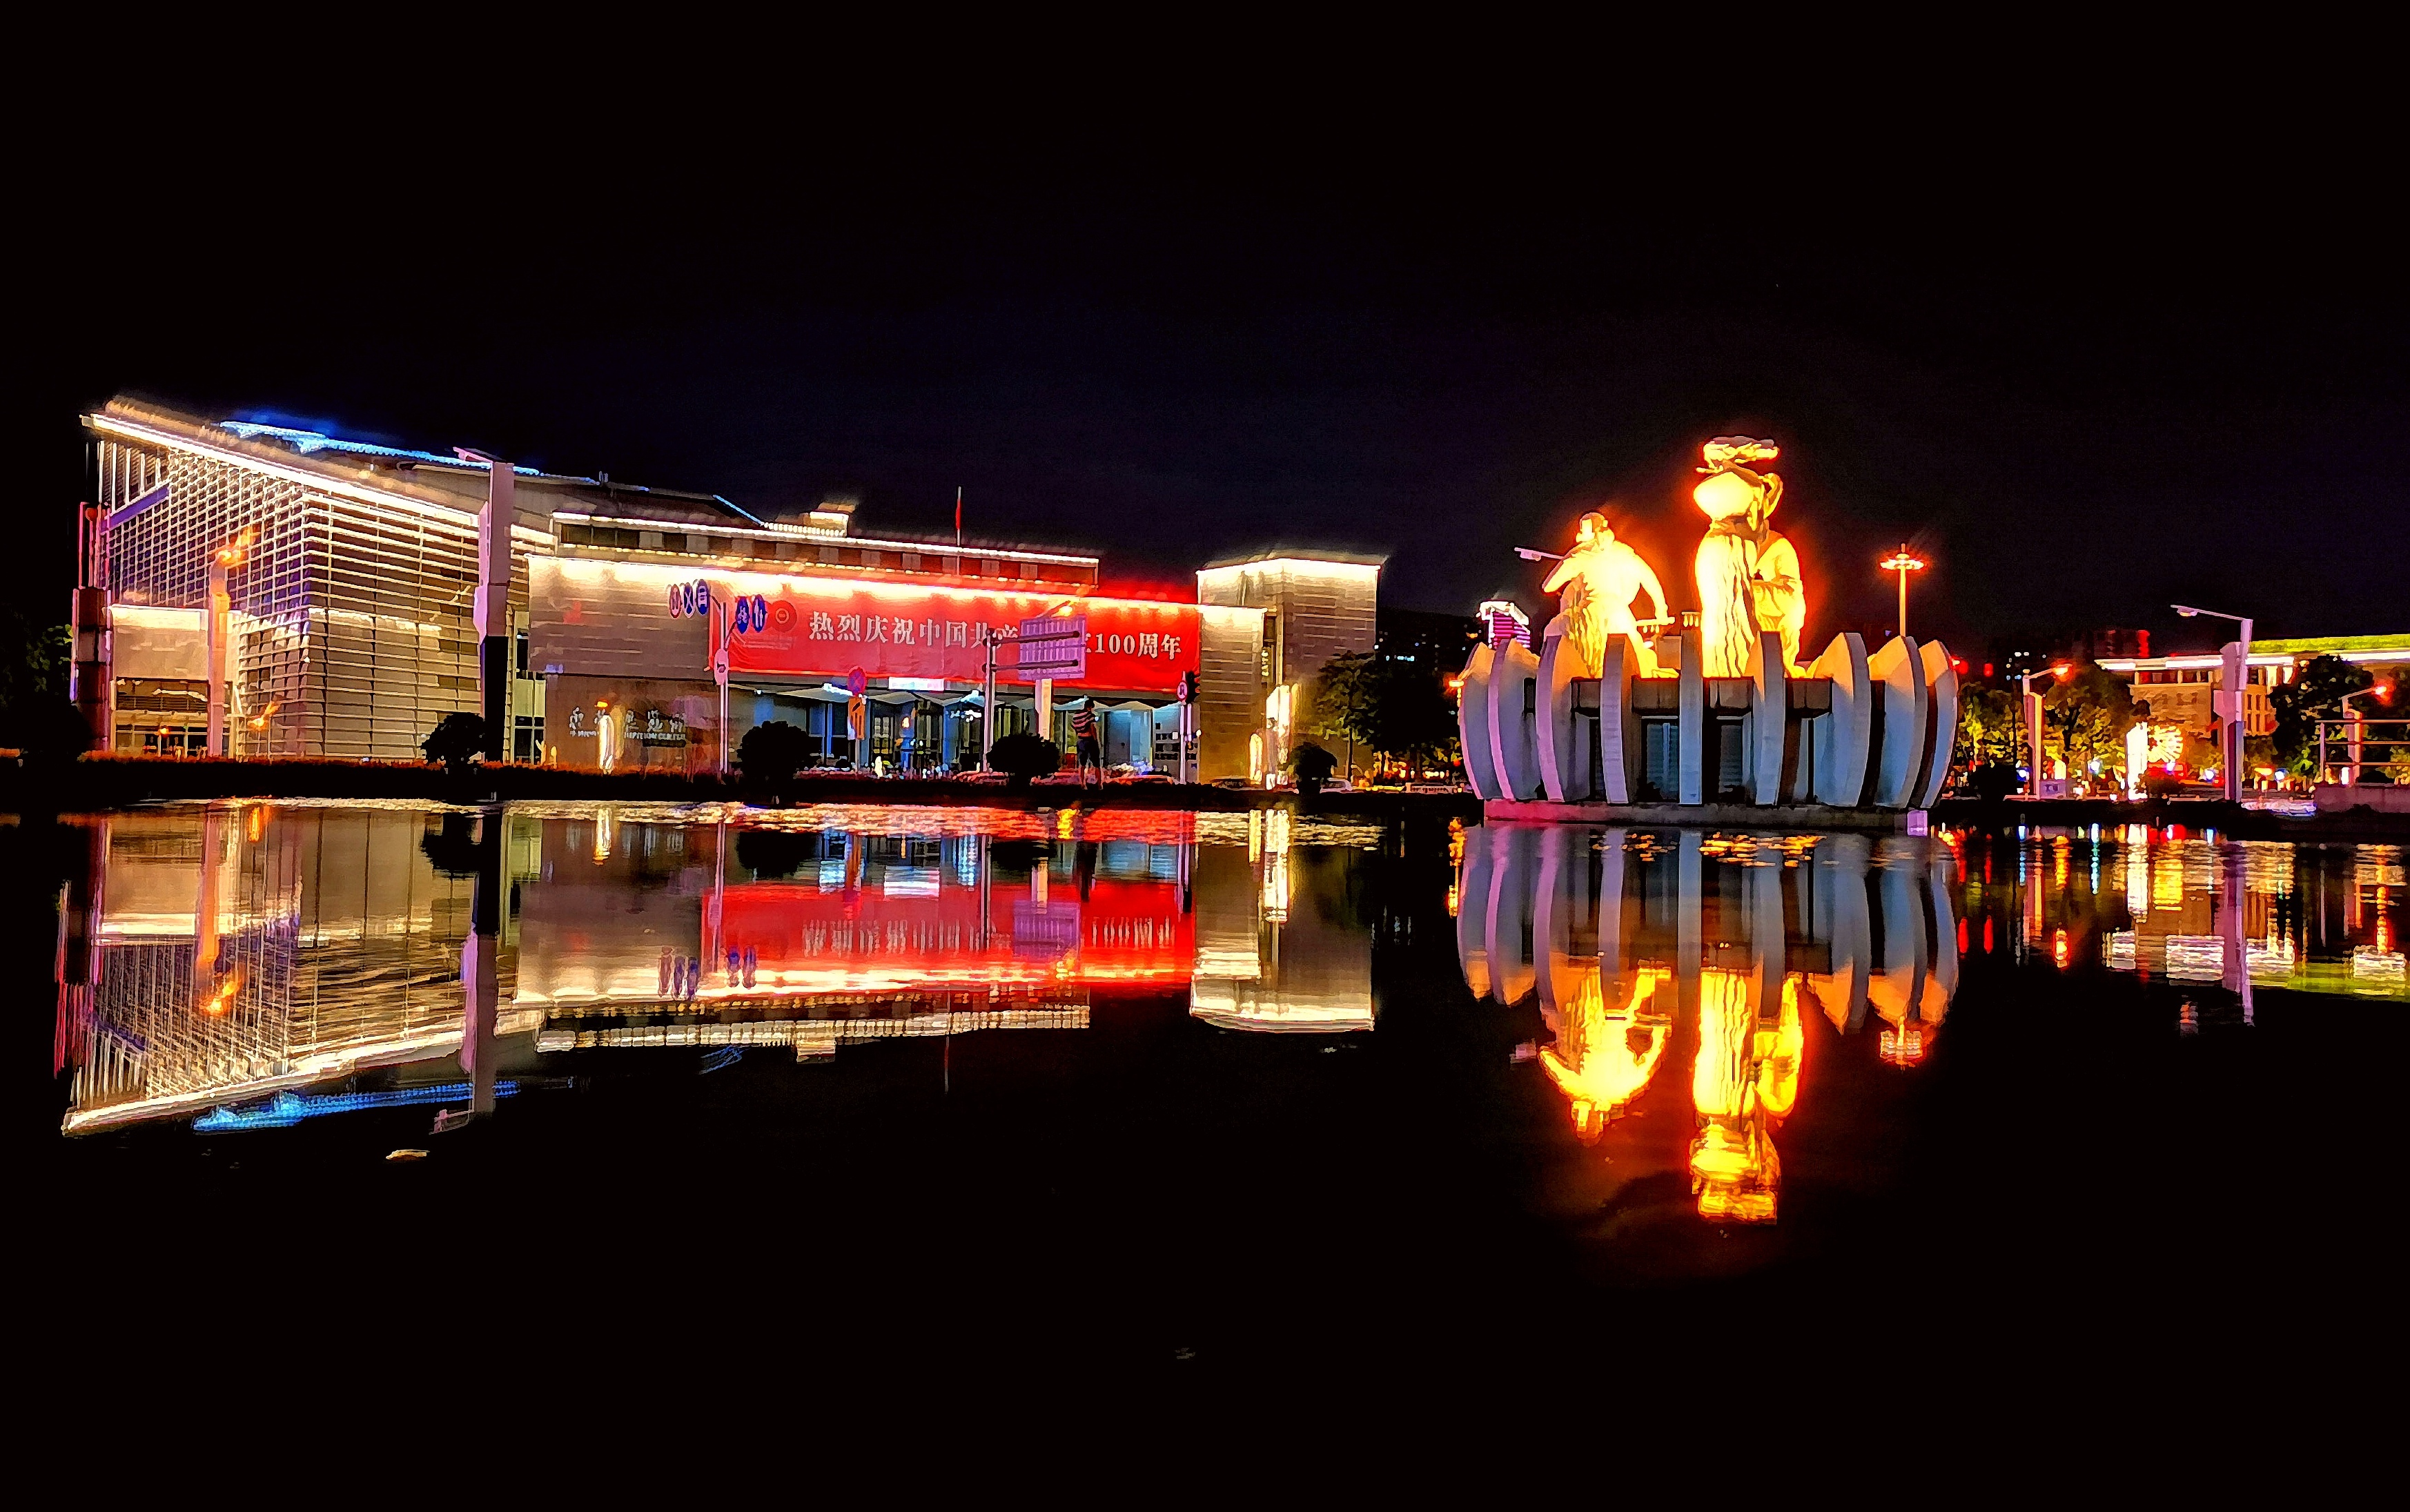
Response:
[16,801,2402,1387]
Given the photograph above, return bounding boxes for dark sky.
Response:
[34,73,2404,661]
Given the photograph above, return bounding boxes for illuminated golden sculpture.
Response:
[1540,511,1669,677]
[1692,438,1805,676]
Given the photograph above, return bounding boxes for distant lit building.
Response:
[1477,599,1530,649]
[1196,550,1382,782]
[1375,607,1484,679]
[2097,634,2410,745]
[80,400,1371,779]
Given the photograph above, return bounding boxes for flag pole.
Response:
[954,486,962,551]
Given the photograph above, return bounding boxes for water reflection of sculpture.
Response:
[1460,823,1959,1222]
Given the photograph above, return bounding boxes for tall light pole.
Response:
[2173,604,2253,803]
[1879,545,1926,640]
[2020,663,2070,798]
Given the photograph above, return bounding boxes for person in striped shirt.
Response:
[1068,705,1103,787]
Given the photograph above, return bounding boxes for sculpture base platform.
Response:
[1485,798,1930,832]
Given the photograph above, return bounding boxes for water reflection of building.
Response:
[1188,809,1377,1033]
[1972,825,2405,1000]
[55,804,501,1132]
[55,802,1378,1133]
[1460,824,1960,1224]
[514,808,1204,1058]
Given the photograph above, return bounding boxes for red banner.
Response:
[721,579,1198,692]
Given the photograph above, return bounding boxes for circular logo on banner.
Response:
[769,598,796,633]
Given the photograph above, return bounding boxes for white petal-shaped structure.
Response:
[1487,639,1543,801]
[1458,641,1499,802]
[1596,638,1640,805]
[1866,636,1929,809]
[1676,628,1705,806]
[1751,630,1787,805]
[1915,640,1961,809]
[1809,632,1872,807]
[1536,620,1589,803]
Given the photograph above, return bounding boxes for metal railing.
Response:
[2316,716,2410,785]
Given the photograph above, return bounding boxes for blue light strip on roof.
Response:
[217,421,547,476]
[194,1080,520,1132]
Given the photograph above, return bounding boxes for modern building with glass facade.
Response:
[80,399,1375,778]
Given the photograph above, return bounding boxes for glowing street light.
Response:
[2019,663,2072,798]
[2172,603,2253,803]
[1879,544,1925,641]
[2335,681,2393,785]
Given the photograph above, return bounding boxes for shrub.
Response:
[1286,740,1339,792]
[8,694,95,769]
[1967,761,2019,802]
[2142,767,2186,801]
[739,720,812,788]
[422,712,487,776]
[989,733,1061,790]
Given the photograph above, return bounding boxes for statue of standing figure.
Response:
[1542,511,1669,676]
[1692,437,1805,676]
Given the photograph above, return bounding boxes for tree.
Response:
[1311,652,1458,778]
[422,712,487,776]
[1952,680,2022,790]
[2269,654,2373,777]
[989,733,1061,790]
[2042,661,2135,789]
[739,720,812,788]
[1308,652,1377,776]
[0,609,72,752]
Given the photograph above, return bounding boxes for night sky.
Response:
[36,88,2404,660]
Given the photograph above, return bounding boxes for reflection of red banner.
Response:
[719,878,1193,989]
[723,579,1199,692]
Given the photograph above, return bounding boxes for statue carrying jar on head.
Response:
[1692,436,1805,677]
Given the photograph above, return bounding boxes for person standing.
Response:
[1069,703,1104,788]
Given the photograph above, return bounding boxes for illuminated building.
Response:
[2097,634,2410,754]
[79,400,1373,777]
[1196,552,1383,783]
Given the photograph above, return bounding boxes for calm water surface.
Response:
[21,801,2402,1380]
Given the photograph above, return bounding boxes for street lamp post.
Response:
[2335,683,2391,785]
[2020,663,2070,798]
[1879,545,1926,640]
[2173,604,2253,803]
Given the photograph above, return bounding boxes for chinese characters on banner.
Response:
[722,582,1199,690]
